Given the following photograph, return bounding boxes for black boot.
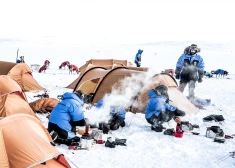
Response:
[151,125,163,132]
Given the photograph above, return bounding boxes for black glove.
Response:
[175,67,181,79]
[115,138,127,146]
[163,128,175,136]
[98,123,110,134]
[174,109,186,117]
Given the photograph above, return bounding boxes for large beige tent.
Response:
[0,114,71,168]
[79,59,134,74]
[66,59,148,89]
[0,75,37,118]
[0,61,44,91]
[71,66,199,114]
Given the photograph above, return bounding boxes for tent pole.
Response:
[16,48,19,62]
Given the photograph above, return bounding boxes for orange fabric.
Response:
[0,94,37,118]
[7,63,44,92]
[29,98,59,113]
[0,61,16,75]
[0,75,38,118]
[0,114,70,168]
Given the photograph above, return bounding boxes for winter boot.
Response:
[151,125,164,132]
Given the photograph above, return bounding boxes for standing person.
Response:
[175,44,204,100]
[134,49,143,67]
[145,85,186,132]
[16,56,25,63]
[48,90,87,145]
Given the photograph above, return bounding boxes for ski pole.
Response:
[214,153,230,163]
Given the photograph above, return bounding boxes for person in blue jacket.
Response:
[48,90,87,145]
[134,49,143,67]
[145,85,186,132]
[16,56,25,63]
[204,71,213,78]
[96,94,126,131]
[175,44,204,100]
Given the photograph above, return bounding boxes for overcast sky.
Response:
[0,0,235,45]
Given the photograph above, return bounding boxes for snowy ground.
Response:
[27,66,235,168]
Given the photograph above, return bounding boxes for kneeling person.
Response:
[48,90,86,145]
[145,85,186,132]
[96,95,126,132]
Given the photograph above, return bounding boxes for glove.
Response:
[98,123,110,134]
[175,67,181,79]
[174,109,186,117]
[115,138,127,146]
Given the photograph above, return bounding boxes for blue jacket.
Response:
[96,98,126,119]
[16,59,21,63]
[176,53,204,80]
[49,92,84,133]
[134,49,143,63]
[145,89,176,119]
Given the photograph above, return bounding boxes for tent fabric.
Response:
[0,61,16,75]
[0,114,71,168]
[7,63,44,91]
[0,75,37,118]
[67,66,108,90]
[66,59,136,89]
[29,98,59,113]
[92,67,141,103]
[79,59,133,74]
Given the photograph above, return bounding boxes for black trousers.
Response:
[146,109,183,127]
[135,61,141,67]
[48,122,69,139]
[48,119,86,139]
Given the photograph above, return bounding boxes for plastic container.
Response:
[174,131,184,138]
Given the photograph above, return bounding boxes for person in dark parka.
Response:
[175,44,204,100]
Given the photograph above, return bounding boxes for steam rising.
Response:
[84,68,166,125]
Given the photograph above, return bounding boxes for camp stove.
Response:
[80,125,94,150]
